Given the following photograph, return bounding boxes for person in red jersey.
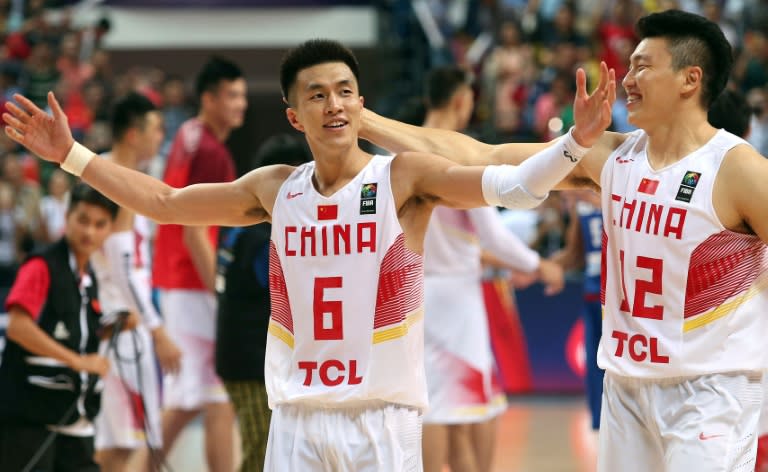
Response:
[152,57,246,472]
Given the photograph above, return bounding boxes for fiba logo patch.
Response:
[675,170,701,203]
[360,183,377,215]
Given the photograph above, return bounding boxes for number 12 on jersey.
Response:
[618,250,664,319]
[314,276,343,340]
[612,250,670,364]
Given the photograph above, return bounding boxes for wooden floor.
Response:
[167,396,598,471]
[491,396,597,472]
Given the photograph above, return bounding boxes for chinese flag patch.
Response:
[638,178,659,195]
[317,204,338,221]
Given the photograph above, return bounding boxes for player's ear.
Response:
[285,108,304,133]
[359,95,364,107]
[681,65,702,97]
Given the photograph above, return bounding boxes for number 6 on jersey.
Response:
[314,276,343,340]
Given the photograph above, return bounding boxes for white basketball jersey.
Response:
[424,207,481,277]
[598,129,768,378]
[92,215,154,318]
[267,155,427,409]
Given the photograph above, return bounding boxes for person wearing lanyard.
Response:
[0,183,118,471]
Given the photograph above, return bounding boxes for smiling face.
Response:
[622,37,696,129]
[285,61,364,153]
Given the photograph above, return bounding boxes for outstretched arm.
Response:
[365,63,619,189]
[4,92,281,227]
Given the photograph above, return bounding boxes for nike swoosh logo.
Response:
[287,192,303,200]
[699,432,724,441]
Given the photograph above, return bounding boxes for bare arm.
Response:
[363,64,621,190]
[550,203,586,272]
[3,92,287,227]
[6,308,109,376]
[468,206,565,295]
[183,225,216,293]
[720,145,768,243]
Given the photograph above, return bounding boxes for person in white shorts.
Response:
[151,57,245,471]
[3,38,615,471]
[417,66,565,472]
[358,10,768,472]
[91,93,181,472]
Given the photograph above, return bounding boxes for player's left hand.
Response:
[572,62,616,148]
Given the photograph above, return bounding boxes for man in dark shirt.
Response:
[0,183,117,471]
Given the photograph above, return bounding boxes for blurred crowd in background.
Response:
[0,0,766,297]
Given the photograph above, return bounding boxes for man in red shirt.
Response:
[152,57,246,471]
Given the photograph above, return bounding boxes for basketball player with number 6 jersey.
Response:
[2,39,615,471]
[357,10,768,472]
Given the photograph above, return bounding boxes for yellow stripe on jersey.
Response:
[372,308,424,344]
[452,394,508,418]
[683,276,768,333]
[268,320,295,349]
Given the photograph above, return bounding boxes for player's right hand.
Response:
[3,92,75,164]
[537,259,565,296]
[74,353,110,377]
[152,327,182,375]
[572,61,616,148]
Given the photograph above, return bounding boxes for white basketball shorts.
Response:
[264,402,423,472]
[599,371,763,472]
[159,289,228,409]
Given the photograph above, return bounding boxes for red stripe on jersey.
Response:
[373,234,423,329]
[684,231,767,319]
[317,205,338,221]
[637,178,659,195]
[269,241,294,333]
[600,229,608,306]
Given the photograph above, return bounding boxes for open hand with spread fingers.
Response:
[3,92,75,164]
[572,61,616,148]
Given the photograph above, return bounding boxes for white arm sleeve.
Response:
[482,127,590,209]
[468,207,540,273]
[102,231,163,330]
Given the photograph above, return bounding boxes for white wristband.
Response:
[60,142,94,177]
[562,127,591,163]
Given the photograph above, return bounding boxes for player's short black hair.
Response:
[195,56,243,99]
[110,92,156,141]
[708,89,752,138]
[279,39,360,103]
[636,9,732,108]
[68,182,119,219]
[425,66,472,110]
[252,133,311,170]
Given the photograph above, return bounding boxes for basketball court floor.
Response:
[166,395,598,472]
